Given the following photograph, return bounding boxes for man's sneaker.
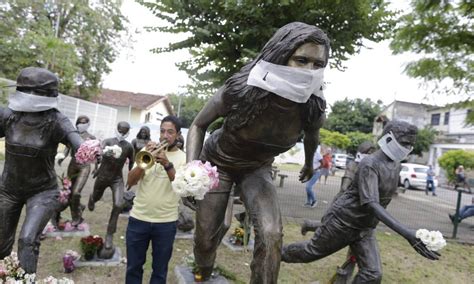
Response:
[302,203,311,208]
[449,214,458,224]
[311,201,318,208]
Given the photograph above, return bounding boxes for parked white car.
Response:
[332,154,348,169]
[399,163,438,190]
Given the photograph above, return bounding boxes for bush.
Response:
[437,150,474,182]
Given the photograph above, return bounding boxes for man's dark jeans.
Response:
[126,217,177,284]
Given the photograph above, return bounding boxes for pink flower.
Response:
[203,161,219,190]
[63,222,74,232]
[77,223,89,232]
[0,263,6,277]
[59,188,71,204]
[75,139,102,164]
[62,177,72,190]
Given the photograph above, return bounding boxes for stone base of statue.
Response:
[176,229,194,240]
[174,265,229,284]
[222,237,254,252]
[75,247,123,267]
[42,222,90,238]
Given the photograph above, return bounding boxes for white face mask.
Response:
[377,131,413,162]
[115,128,129,141]
[8,90,59,112]
[355,152,369,163]
[76,122,90,133]
[247,60,325,103]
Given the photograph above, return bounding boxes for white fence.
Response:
[1,77,117,139]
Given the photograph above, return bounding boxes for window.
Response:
[444,112,449,125]
[145,112,151,123]
[431,113,440,126]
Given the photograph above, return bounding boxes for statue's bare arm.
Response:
[186,87,228,163]
[299,112,325,182]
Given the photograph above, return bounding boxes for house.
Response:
[373,100,474,183]
[91,88,174,125]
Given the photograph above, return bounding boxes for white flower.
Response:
[172,161,220,199]
[104,145,122,159]
[416,229,447,252]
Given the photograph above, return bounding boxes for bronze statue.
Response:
[0,67,83,273]
[54,115,96,227]
[131,126,151,155]
[88,121,135,259]
[282,121,440,283]
[185,22,328,282]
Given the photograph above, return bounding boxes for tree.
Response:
[140,0,395,95]
[168,93,208,128]
[345,131,374,155]
[390,0,473,95]
[320,128,351,151]
[438,150,474,182]
[412,127,437,157]
[325,98,384,134]
[0,0,128,98]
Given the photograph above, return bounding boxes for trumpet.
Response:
[135,140,169,170]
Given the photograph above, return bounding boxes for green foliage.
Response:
[320,128,351,150]
[438,150,474,182]
[168,93,208,128]
[390,0,473,95]
[0,0,128,98]
[345,131,374,155]
[140,0,395,95]
[325,98,384,134]
[412,127,437,157]
[449,99,474,125]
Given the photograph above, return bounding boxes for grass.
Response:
[25,204,474,283]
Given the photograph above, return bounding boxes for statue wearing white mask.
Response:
[185,22,328,283]
[282,120,441,283]
[88,121,135,259]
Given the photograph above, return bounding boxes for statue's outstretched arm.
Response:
[65,132,83,155]
[186,87,228,163]
[300,112,325,182]
[366,202,440,260]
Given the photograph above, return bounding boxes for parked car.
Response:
[332,154,348,169]
[399,163,438,190]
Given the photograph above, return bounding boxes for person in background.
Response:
[125,115,186,284]
[449,196,474,224]
[426,165,437,196]
[304,145,323,208]
[320,149,332,185]
[454,165,472,193]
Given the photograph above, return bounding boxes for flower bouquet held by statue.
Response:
[75,139,102,164]
[415,229,447,251]
[103,144,122,159]
[58,174,72,205]
[80,235,103,261]
[172,160,219,200]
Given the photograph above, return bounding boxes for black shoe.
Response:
[449,214,459,224]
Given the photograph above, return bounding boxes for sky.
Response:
[103,0,464,110]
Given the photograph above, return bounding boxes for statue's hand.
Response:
[299,165,314,183]
[406,231,440,260]
[182,197,196,211]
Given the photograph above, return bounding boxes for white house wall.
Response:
[449,108,474,134]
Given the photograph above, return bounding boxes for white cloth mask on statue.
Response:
[115,128,129,141]
[377,131,413,162]
[76,122,90,133]
[247,60,325,103]
[355,152,369,163]
[8,90,59,112]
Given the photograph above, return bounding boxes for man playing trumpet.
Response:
[126,115,186,284]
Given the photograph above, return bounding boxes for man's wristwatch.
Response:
[164,162,174,171]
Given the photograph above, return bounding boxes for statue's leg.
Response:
[106,179,125,246]
[194,178,233,280]
[69,165,91,226]
[88,178,107,211]
[19,189,59,273]
[0,189,23,259]
[239,166,282,284]
[282,213,355,263]
[350,230,382,284]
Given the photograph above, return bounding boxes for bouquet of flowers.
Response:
[80,235,103,260]
[0,252,36,283]
[415,229,447,251]
[229,227,245,246]
[58,175,72,205]
[62,250,80,273]
[103,144,122,159]
[172,160,219,200]
[75,139,102,164]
